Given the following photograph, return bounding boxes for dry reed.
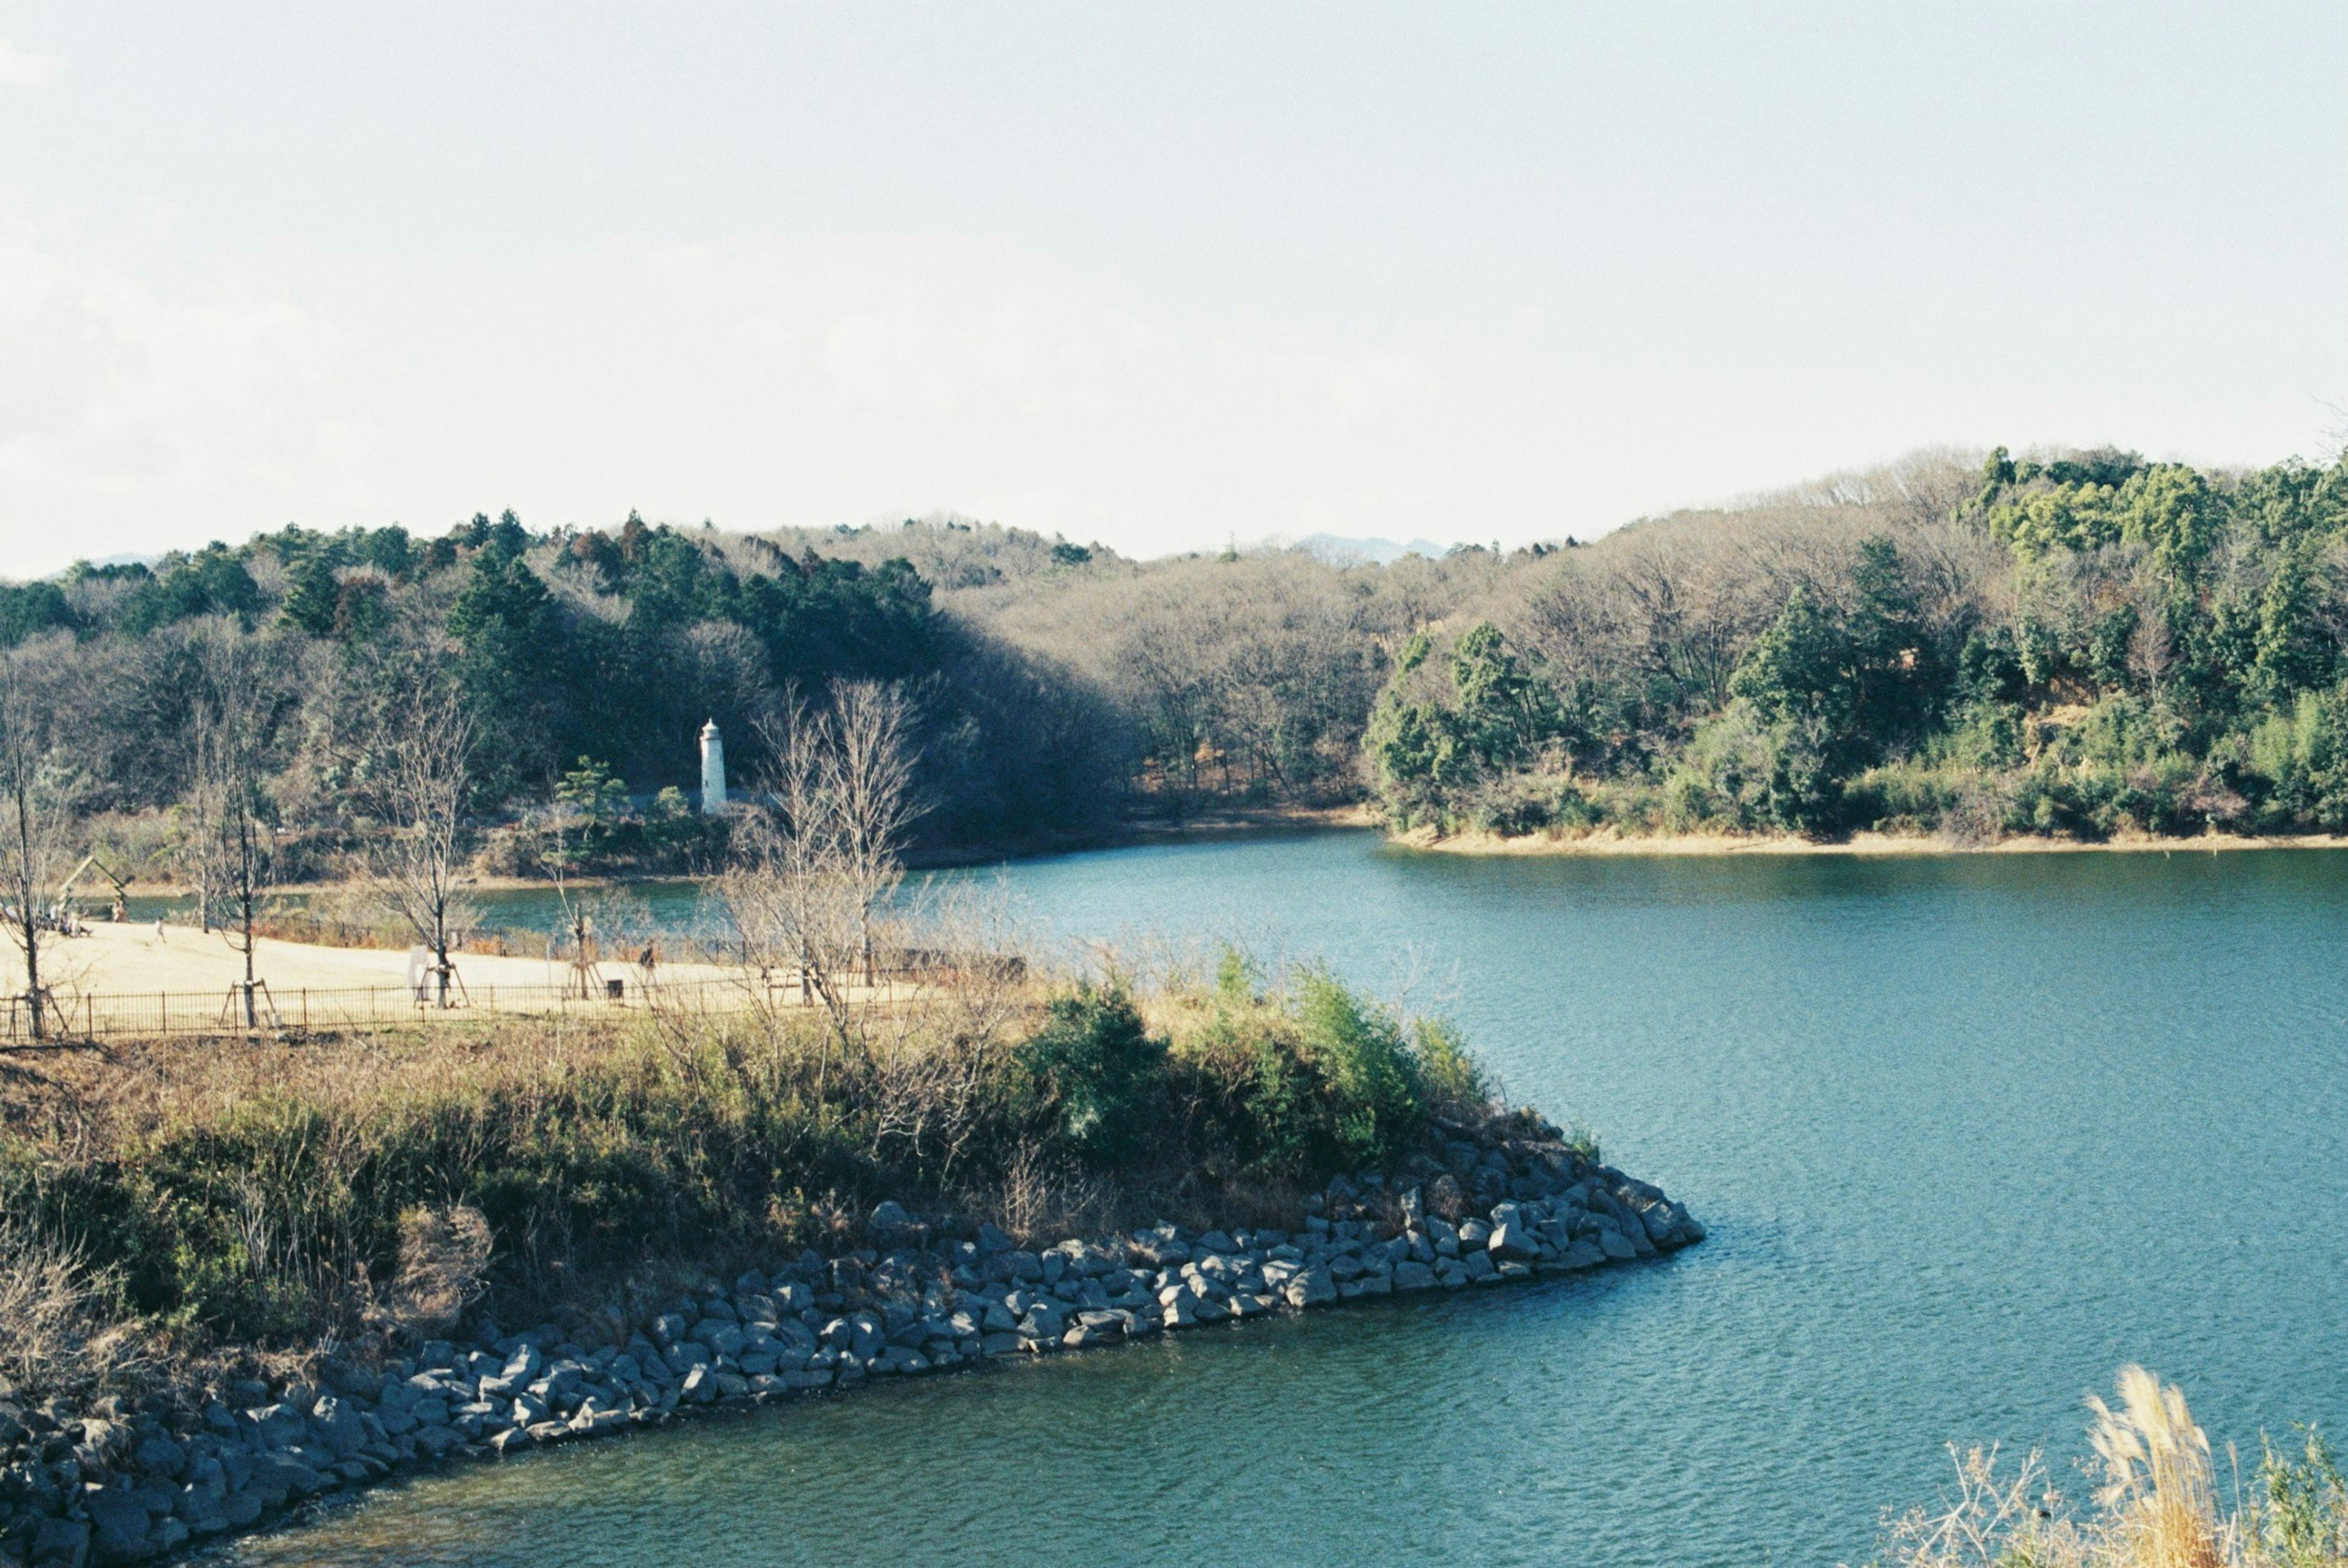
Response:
[1869,1367,2345,1568]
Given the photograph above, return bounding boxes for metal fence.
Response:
[1,947,1025,1048]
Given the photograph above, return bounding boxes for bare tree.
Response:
[722,695,859,1048]
[823,679,921,985]
[536,794,601,999]
[367,684,478,1007]
[190,627,281,1027]
[0,646,73,1042]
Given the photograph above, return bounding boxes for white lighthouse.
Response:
[699,719,727,814]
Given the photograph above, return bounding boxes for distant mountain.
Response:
[1291,534,1455,566]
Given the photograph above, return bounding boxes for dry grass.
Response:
[1870,1367,2347,1568]
[379,1204,493,1334]
[0,1221,147,1396]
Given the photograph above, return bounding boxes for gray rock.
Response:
[83,1489,151,1562]
[309,1396,366,1459]
[693,1322,746,1360]
[1284,1268,1336,1308]
[240,1405,304,1448]
[1488,1220,1539,1261]
[29,1515,91,1568]
[1018,1301,1067,1341]
[1458,1250,1497,1283]
[250,1456,323,1503]
[1392,1261,1437,1291]
[219,1490,264,1526]
[869,1346,928,1376]
[130,1437,184,1479]
[1597,1226,1638,1261]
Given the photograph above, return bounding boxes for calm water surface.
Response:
[212,833,2348,1568]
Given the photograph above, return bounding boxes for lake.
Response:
[208,831,2348,1567]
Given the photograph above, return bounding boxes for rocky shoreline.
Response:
[0,1116,1700,1567]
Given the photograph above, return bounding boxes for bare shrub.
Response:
[991,1141,1114,1246]
[0,1221,140,1397]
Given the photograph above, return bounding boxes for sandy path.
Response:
[5,921,739,1000]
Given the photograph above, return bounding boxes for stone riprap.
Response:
[0,1119,1699,1567]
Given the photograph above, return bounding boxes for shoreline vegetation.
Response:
[1392,823,2348,858]
[0,929,1700,1566]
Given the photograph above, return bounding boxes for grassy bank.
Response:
[0,949,1507,1390]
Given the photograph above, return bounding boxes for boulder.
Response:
[1487,1220,1539,1262]
[1284,1268,1337,1308]
[309,1397,366,1459]
[29,1516,91,1568]
[129,1437,183,1481]
[83,1489,152,1563]
[1557,1240,1606,1270]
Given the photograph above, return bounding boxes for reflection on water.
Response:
[212,834,2348,1568]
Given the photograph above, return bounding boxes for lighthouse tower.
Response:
[699,720,727,814]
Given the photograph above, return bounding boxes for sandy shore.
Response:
[1389,826,2348,858]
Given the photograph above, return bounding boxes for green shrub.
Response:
[1014,987,1168,1168]
[1293,969,1428,1170]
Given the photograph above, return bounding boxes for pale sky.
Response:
[2,4,2343,577]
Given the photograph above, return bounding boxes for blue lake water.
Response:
[212,831,2348,1568]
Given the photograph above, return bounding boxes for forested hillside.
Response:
[9,442,2347,875]
[1364,447,2348,841]
[0,513,1124,873]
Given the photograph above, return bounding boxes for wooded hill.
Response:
[0,514,1123,870]
[1360,447,2348,840]
[7,442,2347,867]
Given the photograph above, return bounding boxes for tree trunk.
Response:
[13,781,39,1043]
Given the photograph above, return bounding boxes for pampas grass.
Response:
[1870,1367,2346,1568]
